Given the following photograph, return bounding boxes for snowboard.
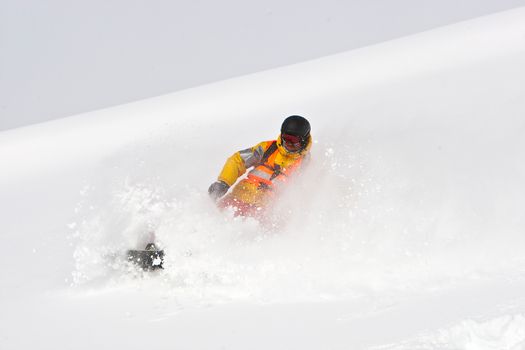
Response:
[127,243,164,270]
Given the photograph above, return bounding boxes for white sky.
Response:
[1,0,525,130]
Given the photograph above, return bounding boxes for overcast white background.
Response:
[2,0,525,131]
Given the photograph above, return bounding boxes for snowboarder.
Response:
[129,116,311,269]
[208,115,312,218]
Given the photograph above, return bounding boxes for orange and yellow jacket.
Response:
[216,134,312,206]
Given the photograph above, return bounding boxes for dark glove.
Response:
[208,180,230,200]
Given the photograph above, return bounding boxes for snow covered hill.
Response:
[1,7,525,350]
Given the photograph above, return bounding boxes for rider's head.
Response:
[280,115,311,153]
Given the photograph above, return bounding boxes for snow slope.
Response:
[1,7,525,350]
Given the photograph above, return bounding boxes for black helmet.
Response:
[281,115,310,138]
[280,115,310,153]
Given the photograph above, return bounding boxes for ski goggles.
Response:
[281,133,303,152]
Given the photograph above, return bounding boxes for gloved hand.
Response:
[208,180,230,200]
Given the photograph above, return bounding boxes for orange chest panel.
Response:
[247,149,303,186]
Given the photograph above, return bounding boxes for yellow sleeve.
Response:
[217,152,246,186]
[217,141,272,186]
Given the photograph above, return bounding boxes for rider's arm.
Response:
[217,141,271,186]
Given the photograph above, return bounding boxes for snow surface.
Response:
[1,7,525,350]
